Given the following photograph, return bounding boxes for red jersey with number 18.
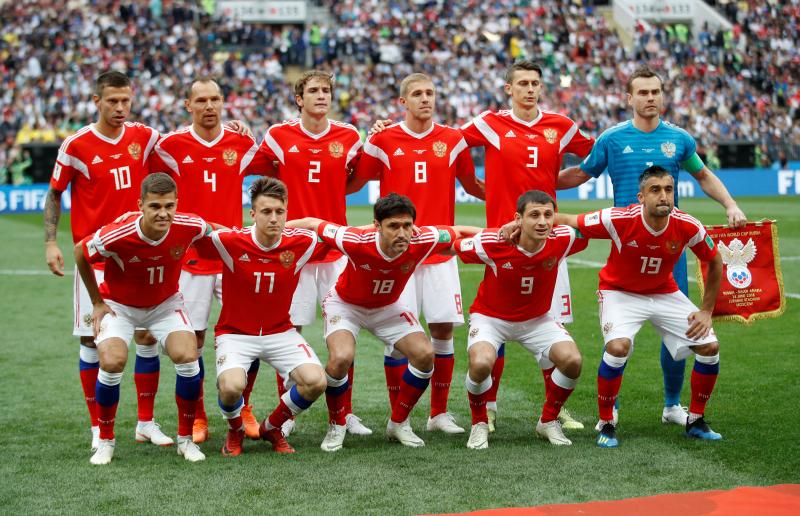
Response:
[577,205,717,294]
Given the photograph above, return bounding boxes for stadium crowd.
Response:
[1,0,799,180]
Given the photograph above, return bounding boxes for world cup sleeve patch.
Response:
[584,212,601,227]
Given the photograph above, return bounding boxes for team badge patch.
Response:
[83,314,93,327]
[127,143,142,160]
[222,149,238,166]
[432,141,447,158]
[460,239,475,251]
[329,315,341,325]
[322,224,340,239]
[543,257,556,271]
[329,141,344,158]
[401,260,415,273]
[602,322,613,335]
[280,250,295,268]
[469,327,479,338]
[217,355,226,366]
[584,212,601,226]
[438,230,451,243]
[170,245,185,260]
[666,240,681,254]
[718,238,756,289]
[543,128,558,144]
[661,141,676,158]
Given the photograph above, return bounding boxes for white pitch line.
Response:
[0,269,72,276]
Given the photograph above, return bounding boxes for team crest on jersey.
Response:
[543,257,557,271]
[329,315,342,325]
[127,143,142,160]
[432,141,447,158]
[602,322,613,335]
[83,314,93,327]
[401,260,415,273]
[170,245,185,260]
[469,327,479,338]
[543,128,558,144]
[661,141,676,158]
[217,355,226,366]
[329,141,344,158]
[666,240,681,254]
[718,238,756,289]
[280,250,295,268]
[222,149,238,166]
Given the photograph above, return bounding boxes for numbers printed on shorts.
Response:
[560,294,571,317]
[454,294,463,315]
[253,271,275,293]
[297,342,313,358]
[110,166,131,190]
[372,279,395,294]
[639,256,662,275]
[147,266,164,284]
[175,309,189,325]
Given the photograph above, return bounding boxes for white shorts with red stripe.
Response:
[95,292,194,351]
[467,312,574,363]
[178,270,222,331]
[74,265,103,337]
[398,257,464,325]
[549,259,573,323]
[290,256,347,327]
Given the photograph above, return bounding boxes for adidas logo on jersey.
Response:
[182,155,194,164]
[288,145,299,153]
[623,145,634,154]
[91,155,103,164]
[502,262,513,270]
[239,254,251,262]
[627,240,638,247]
[505,130,516,138]
[129,256,141,263]
[393,148,405,156]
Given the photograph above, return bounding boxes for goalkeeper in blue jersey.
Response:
[558,65,746,427]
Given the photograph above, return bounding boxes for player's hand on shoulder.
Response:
[369,119,393,136]
[113,211,138,223]
[45,242,65,276]
[686,309,713,340]
[226,120,253,138]
[498,221,521,245]
[726,205,747,228]
[91,301,116,337]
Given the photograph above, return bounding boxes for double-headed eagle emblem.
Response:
[718,238,756,289]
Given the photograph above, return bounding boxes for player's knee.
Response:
[695,341,720,357]
[469,351,495,379]
[326,352,352,378]
[217,373,245,399]
[606,339,630,358]
[561,351,582,377]
[408,345,434,371]
[98,350,126,373]
[170,346,198,365]
[305,368,328,397]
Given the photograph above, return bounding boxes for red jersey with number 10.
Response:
[577,205,717,294]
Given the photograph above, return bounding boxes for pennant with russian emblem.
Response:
[696,220,786,324]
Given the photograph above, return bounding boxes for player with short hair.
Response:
[197,177,329,456]
[557,166,724,447]
[74,173,210,464]
[459,60,595,431]
[150,77,266,443]
[453,190,588,449]
[350,72,485,434]
[288,193,479,451]
[44,71,170,451]
[257,69,370,437]
[558,65,745,427]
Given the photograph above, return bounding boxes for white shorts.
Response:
[598,289,718,360]
[549,259,573,323]
[74,265,103,337]
[290,256,347,326]
[398,257,464,325]
[178,270,222,331]
[322,288,425,356]
[467,312,574,363]
[214,329,322,389]
[96,293,194,351]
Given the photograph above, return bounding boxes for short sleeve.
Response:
[454,237,482,264]
[579,133,608,178]
[577,209,613,239]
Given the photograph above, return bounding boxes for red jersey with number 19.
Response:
[81,212,208,307]
[460,109,593,226]
[50,122,160,243]
[456,226,588,321]
[317,223,456,308]
[577,205,717,294]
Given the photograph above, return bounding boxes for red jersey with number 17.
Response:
[577,205,717,294]
[460,109,594,226]
[81,212,209,307]
[455,226,588,321]
[50,122,160,243]
[317,223,456,308]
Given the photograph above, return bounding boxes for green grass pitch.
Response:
[0,197,797,514]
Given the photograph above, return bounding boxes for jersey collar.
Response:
[90,123,126,145]
[509,109,543,128]
[299,119,331,140]
[190,125,225,148]
[135,215,171,246]
[249,224,283,251]
[399,121,435,139]
[515,240,546,258]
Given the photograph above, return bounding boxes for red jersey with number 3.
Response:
[199,226,328,336]
[81,212,208,307]
[577,205,717,294]
[50,122,160,243]
[460,109,594,226]
[317,223,456,308]
[456,226,587,321]
[357,122,475,264]
[150,126,263,274]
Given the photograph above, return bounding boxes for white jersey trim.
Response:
[449,138,468,167]
[559,123,579,154]
[364,140,390,170]
[473,233,498,276]
[601,208,623,252]
[472,113,501,150]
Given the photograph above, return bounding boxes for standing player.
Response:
[44,71,170,451]
[453,190,588,449]
[288,194,479,451]
[74,173,208,464]
[257,70,370,437]
[459,60,594,431]
[199,178,329,456]
[557,65,746,427]
[351,72,485,434]
[557,166,724,446]
[150,78,265,443]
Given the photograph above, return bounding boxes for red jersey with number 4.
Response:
[357,122,475,264]
[50,122,160,243]
[200,226,327,336]
[82,212,208,307]
[460,109,593,227]
[456,226,587,321]
[577,205,717,294]
[150,126,263,275]
[317,223,456,308]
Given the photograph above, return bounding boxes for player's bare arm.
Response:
[457,171,486,200]
[285,217,326,232]
[557,166,592,190]
[687,252,723,340]
[691,166,747,228]
[73,241,115,337]
[440,226,483,256]
[44,188,65,276]
[345,169,372,194]
[553,213,579,228]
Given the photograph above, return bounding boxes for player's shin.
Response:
[465,374,493,424]
[266,385,314,430]
[96,369,123,440]
[325,373,349,426]
[134,344,160,423]
[175,360,202,438]
[541,369,577,423]
[242,359,260,406]
[430,338,455,417]
[661,342,686,407]
[219,396,244,431]
[689,353,719,420]
[391,364,433,424]
[343,363,355,415]
[195,347,207,420]
[597,352,627,422]
[486,343,505,409]
[79,344,100,428]
[383,354,408,407]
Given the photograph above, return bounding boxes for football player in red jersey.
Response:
[44,71,169,451]
[288,194,480,451]
[257,70,369,437]
[557,166,724,447]
[350,73,485,434]
[149,77,267,443]
[74,173,212,465]
[453,190,588,449]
